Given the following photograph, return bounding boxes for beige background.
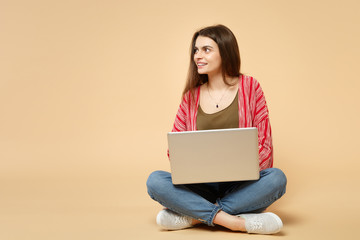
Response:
[1,0,359,239]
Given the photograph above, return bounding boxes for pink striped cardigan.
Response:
[170,75,273,171]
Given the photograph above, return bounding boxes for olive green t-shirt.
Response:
[197,92,239,130]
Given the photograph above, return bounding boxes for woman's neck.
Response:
[207,73,238,90]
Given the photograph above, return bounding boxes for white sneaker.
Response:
[156,209,193,230]
[238,212,283,234]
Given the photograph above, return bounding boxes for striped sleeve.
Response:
[167,92,190,159]
[257,118,273,170]
[171,92,190,133]
[253,81,273,170]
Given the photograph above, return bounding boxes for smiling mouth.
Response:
[197,63,207,67]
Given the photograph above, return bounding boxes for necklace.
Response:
[206,82,230,108]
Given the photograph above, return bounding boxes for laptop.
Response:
[167,127,260,184]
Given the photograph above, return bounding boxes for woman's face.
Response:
[194,36,222,76]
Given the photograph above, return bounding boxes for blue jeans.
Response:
[146,168,287,226]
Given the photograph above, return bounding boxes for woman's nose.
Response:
[195,50,203,59]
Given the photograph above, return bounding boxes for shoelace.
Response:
[248,217,263,231]
[174,215,190,226]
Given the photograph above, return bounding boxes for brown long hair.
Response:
[182,24,242,99]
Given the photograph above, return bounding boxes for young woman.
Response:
[146,25,287,235]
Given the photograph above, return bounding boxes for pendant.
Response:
[216,104,219,108]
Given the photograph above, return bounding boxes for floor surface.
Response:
[0,168,357,240]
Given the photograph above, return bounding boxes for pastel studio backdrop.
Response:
[0,0,359,239]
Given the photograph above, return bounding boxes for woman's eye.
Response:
[194,48,199,54]
[205,48,210,52]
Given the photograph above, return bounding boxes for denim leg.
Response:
[146,170,222,226]
[218,168,287,215]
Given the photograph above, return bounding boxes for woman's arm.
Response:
[167,93,190,159]
[257,117,273,170]
[171,94,189,133]
[252,79,273,170]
